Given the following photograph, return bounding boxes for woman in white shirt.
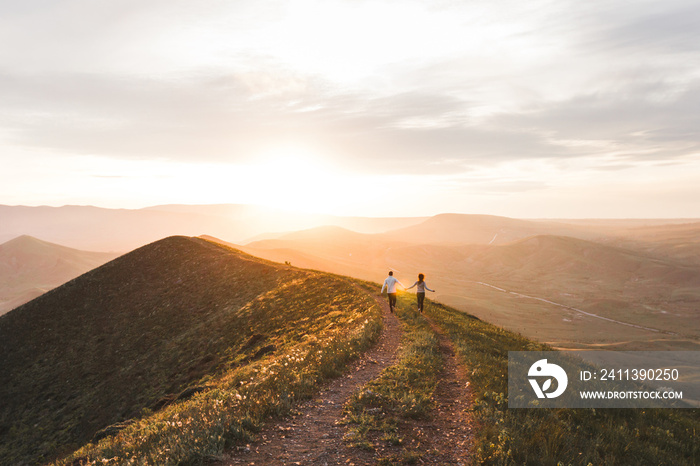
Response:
[405,273,435,313]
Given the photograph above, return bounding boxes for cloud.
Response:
[2,64,699,179]
[1,0,699,180]
[0,70,266,159]
[0,68,530,163]
[492,79,700,163]
[586,1,700,54]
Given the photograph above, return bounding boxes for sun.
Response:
[245,145,348,214]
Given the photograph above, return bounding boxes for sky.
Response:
[1,0,699,218]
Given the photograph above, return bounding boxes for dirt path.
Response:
[218,294,475,465]
[218,292,402,465]
[416,312,476,464]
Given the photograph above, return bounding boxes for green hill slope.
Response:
[0,236,381,465]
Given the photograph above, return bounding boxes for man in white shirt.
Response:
[380,271,404,313]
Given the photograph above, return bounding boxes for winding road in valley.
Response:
[472,280,675,335]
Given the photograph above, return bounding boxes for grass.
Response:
[57,276,383,465]
[425,301,700,466]
[2,237,294,465]
[341,291,443,463]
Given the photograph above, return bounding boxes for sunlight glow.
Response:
[4,147,700,219]
[239,145,349,213]
[24,149,390,215]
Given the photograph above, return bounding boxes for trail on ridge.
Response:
[220,288,475,465]
[220,290,402,465]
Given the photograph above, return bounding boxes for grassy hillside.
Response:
[0,236,382,465]
[0,235,118,315]
[424,300,699,465]
[63,291,699,466]
[339,293,699,465]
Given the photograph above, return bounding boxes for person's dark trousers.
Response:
[388,292,397,312]
[417,292,425,312]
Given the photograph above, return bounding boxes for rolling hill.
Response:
[460,234,700,289]
[0,235,118,315]
[228,228,403,288]
[603,221,700,266]
[385,213,603,245]
[444,235,700,343]
[241,220,700,351]
[0,236,381,465]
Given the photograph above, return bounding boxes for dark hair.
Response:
[418,273,424,282]
[388,271,393,276]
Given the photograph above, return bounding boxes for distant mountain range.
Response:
[3,203,698,253]
[0,204,427,252]
[0,235,118,315]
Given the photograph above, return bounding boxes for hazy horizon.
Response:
[1,1,699,218]
[3,202,700,221]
